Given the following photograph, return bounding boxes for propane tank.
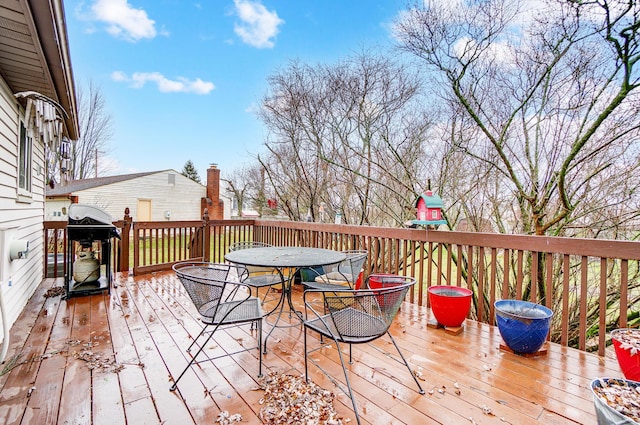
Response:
[73,249,100,283]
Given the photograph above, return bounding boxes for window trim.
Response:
[17,120,33,199]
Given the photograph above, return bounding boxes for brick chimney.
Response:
[205,164,224,220]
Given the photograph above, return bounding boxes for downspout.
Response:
[0,228,17,364]
[0,283,8,363]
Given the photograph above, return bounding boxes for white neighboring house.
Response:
[46,168,232,222]
[0,1,79,353]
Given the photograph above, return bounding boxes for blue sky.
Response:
[64,0,406,180]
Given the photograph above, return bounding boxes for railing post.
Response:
[133,217,140,275]
[119,208,132,273]
[43,221,67,279]
[202,208,211,262]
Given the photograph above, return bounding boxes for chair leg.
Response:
[387,332,425,395]
[251,288,259,330]
[251,286,274,331]
[170,323,220,391]
[260,286,273,305]
[333,341,361,425]
[172,319,264,390]
[305,330,361,424]
[249,285,272,328]
[304,327,309,382]
[186,325,208,353]
[257,318,263,377]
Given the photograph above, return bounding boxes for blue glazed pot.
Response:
[495,300,553,354]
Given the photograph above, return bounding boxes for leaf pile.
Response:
[614,329,640,355]
[216,411,243,424]
[73,348,124,373]
[593,378,640,422]
[44,286,65,298]
[258,372,346,424]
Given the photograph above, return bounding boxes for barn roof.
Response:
[414,191,444,208]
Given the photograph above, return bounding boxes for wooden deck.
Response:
[0,271,623,424]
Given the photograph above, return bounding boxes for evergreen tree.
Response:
[181,160,201,183]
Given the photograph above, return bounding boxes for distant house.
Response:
[46,165,231,222]
[0,1,79,349]
[239,210,260,218]
[456,217,494,233]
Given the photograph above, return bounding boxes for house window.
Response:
[168,174,175,185]
[431,210,438,219]
[18,122,32,193]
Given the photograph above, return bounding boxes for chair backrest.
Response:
[228,242,276,275]
[321,250,367,286]
[229,241,272,251]
[324,275,415,339]
[340,250,368,276]
[172,262,239,316]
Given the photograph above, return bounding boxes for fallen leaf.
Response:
[257,372,345,424]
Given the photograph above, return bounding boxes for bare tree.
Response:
[71,80,114,180]
[257,60,334,222]
[223,164,266,217]
[257,51,434,226]
[393,0,640,237]
[393,0,640,346]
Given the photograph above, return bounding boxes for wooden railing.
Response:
[252,221,640,354]
[43,221,67,278]
[44,212,640,356]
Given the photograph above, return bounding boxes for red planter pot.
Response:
[367,274,408,306]
[428,285,472,327]
[611,328,640,381]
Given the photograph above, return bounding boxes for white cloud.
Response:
[245,102,259,114]
[111,71,215,94]
[110,71,127,81]
[91,0,157,42]
[453,36,515,66]
[233,0,284,48]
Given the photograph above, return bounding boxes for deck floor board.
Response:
[0,271,623,424]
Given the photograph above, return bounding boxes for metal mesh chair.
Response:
[170,262,264,392]
[301,250,367,291]
[229,241,271,250]
[228,242,286,304]
[303,274,425,425]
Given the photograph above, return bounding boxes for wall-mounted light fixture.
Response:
[9,239,29,261]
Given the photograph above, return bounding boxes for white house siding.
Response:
[45,198,70,221]
[0,77,46,344]
[72,172,206,222]
[222,194,232,219]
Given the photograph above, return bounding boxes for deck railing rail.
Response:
[44,209,640,356]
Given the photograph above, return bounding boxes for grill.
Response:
[65,204,120,299]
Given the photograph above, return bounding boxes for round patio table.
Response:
[225,246,346,352]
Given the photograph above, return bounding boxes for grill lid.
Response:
[68,204,114,226]
[67,204,120,240]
